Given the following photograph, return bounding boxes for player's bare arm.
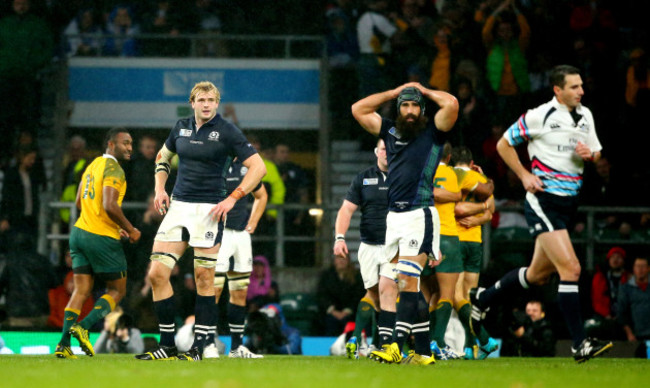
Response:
[414,84,459,132]
[496,137,543,193]
[102,186,141,243]
[246,184,268,234]
[210,153,266,222]
[433,187,461,204]
[455,201,489,218]
[352,83,419,135]
[334,200,358,256]
[153,144,176,215]
[472,179,495,201]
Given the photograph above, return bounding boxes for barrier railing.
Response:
[48,202,650,269]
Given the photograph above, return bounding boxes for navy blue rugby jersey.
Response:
[165,114,257,203]
[224,159,263,231]
[345,165,388,245]
[379,118,446,212]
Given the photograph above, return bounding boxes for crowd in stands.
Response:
[0,0,648,356]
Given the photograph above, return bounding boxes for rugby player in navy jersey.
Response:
[469,65,612,363]
[334,139,398,359]
[135,81,266,361]
[210,158,267,359]
[352,82,458,365]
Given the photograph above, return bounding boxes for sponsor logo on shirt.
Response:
[180,128,192,137]
[205,231,214,240]
[408,239,419,248]
[363,178,378,185]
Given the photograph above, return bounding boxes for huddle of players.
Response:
[339,141,497,362]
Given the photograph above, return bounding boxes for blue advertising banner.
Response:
[68,58,321,129]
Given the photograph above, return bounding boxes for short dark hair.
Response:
[451,145,472,165]
[550,65,580,88]
[104,127,129,149]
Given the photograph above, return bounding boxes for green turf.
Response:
[0,355,648,388]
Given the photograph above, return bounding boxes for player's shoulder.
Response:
[104,157,125,179]
[526,99,556,119]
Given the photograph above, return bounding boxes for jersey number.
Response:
[82,174,95,199]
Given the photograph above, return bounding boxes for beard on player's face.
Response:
[396,113,428,139]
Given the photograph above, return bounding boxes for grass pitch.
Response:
[0,355,648,388]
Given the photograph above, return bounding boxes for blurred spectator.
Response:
[0,0,54,159]
[579,156,628,234]
[588,246,629,340]
[356,0,399,112]
[60,135,89,227]
[47,271,95,328]
[247,255,279,312]
[326,7,359,68]
[248,136,287,220]
[452,77,490,158]
[506,300,556,357]
[125,134,158,203]
[0,146,43,244]
[317,253,364,336]
[617,257,650,358]
[482,0,531,123]
[393,0,435,84]
[625,48,649,109]
[103,4,140,56]
[273,143,313,265]
[95,310,145,354]
[245,303,302,355]
[64,8,104,57]
[0,233,57,327]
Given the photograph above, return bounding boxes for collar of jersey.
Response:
[103,153,117,162]
[551,96,583,114]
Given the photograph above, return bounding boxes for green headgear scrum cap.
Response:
[396,87,425,114]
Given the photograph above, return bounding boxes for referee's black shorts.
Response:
[524,191,579,237]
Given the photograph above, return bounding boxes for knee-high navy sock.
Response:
[228,303,247,350]
[191,295,214,351]
[154,296,177,347]
[206,301,218,346]
[557,281,586,348]
[412,292,432,356]
[478,267,530,307]
[377,310,396,347]
[392,291,418,351]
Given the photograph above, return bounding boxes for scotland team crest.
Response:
[208,131,220,141]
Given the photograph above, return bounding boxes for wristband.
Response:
[229,187,246,200]
[335,234,345,241]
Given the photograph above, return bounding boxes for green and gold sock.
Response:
[352,297,376,340]
[456,300,476,348]
[80,294,115,330]
[432,299,452,347]
[60,308,80,346]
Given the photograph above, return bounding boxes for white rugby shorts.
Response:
[155,200,224,248]
[384,206,440,260]
[358,242,397,289]
[215,228,253,273]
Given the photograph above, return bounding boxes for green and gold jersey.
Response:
[74,155,126,240]
[433,162,459,237]
[454,166,487,243]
